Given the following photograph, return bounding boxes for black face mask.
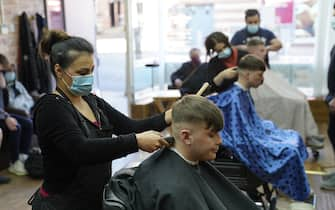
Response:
[191,57,201,65]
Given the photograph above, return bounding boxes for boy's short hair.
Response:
[238,55,266,72]
[172,95,223,132]
[246,39,265,47]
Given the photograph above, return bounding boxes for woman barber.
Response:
[31,30,171,210]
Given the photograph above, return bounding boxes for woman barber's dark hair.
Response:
[204,32,230,56]
[39,30,94,77]
[245,9,260,20]
[238,54,266,72]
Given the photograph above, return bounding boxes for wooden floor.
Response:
[0,123,334,210]
[0,171,41,210]
[275,123,335,210]
[307,125,335,210]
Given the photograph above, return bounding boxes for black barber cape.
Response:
[134,148,259,210]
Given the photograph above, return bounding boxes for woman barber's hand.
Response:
[329,98,335,113]
[213,66,238,86]
[221,67,238,79]
[174,79,183,88]
[136,131,170,153]
[164,109,172,126]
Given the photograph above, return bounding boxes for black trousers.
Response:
[328,113,335,151]
[0,113,33,162]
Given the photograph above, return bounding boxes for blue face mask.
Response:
[331,16,335,30]
[4,72,16,84]
[218,47,232,59]
[247,24,259,34]
[64,72,94,96]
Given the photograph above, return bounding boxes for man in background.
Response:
[231,9,282,67]
[170,48,201,89]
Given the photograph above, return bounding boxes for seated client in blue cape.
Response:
[208,55,310,201]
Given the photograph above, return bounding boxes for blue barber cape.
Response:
[208,84,310,201]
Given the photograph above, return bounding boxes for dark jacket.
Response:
[327,45,335,103]
[18,12,51,94]
[18,12,40,92]
[170,61,201,86]
[180,50,247,95]
[135,148,259,210]
[180,63,208,95]
[33,93,168,210]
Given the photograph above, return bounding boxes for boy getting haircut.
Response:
[134,95,259,210]
[208,54,311,201]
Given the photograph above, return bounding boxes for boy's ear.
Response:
[245,70,250,76]
[244,71,250,80]
[180,129,192,145]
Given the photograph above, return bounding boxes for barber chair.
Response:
[103,167,137,210]
[103,154,277,210]
[103,139,277,210]
[210,145,277,210]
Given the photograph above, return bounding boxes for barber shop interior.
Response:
[1,0,335,209]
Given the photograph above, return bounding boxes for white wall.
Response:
[63,0,101,92]
[63,0,96,48]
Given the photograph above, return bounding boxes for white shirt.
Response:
[169,147,198,165]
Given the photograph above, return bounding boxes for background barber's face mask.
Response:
[218,47,232,59]
[247,24,259,34]
[331,16,335,30]
[4,72,16,84]
[63,71,94,96]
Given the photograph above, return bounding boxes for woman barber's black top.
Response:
[33,93,168,210]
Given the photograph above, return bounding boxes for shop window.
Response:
[164,0,322,96]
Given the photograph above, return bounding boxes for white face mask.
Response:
[331,16,335,30]
[4,72,16,84]
[247,24,259,34]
